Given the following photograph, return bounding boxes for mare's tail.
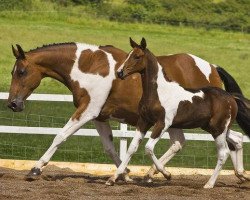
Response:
[216,66,250,137]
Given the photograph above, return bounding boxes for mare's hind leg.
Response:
[204,130,230,188]
[145,128,185,182]
[227,129,250,181]
[93,120,132,182]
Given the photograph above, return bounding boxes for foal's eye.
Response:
[17,68,27,76]
[134,55,140,60]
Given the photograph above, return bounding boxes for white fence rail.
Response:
[0,92,249,161]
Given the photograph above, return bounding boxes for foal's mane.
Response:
[27,42,76,53]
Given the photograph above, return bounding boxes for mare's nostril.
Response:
[11,101,17,109]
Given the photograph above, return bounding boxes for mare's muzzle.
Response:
[7,99,24,112]
[117,70,124,80]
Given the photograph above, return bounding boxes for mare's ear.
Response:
[16,44,26,59]
[12,45,19,59]
[140,37,147,50]
[130,37,139,48]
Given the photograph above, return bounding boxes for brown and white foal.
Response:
[108,38,239,188]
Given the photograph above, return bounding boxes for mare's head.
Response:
[8,45,43,112]
[117,37,148,79]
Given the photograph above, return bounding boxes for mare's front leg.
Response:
[26,100,99,179]
[106,118,151,186]
[145,128,185,182]
[145,121,171,180]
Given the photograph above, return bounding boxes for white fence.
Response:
[0,92,249,161]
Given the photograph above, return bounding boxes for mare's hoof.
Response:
[106,178,115,186]
[25,167,42,181]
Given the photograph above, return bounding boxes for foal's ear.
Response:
[16,44,26,59]
[12,45,19,59]
[130,37,139,48]
[140,37,147,50]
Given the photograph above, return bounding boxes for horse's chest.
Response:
[139,99,164,122]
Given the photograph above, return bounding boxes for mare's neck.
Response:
[28,47,75,87]
[140,52,160,102]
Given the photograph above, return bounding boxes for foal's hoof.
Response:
[144,174,154,183]
[236,171,250,182]
[123,174,134,183]
[106,178,115,186]
[163,171,171,180]
[203,183,214,189]
[25,167,42,181]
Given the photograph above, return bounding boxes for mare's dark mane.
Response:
[27,42,76,53]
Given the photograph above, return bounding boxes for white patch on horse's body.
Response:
[117,51,133,72]
[70,43,117,120]
[189,54,212,82]
[156,63,204,128]
[34,43,117,169]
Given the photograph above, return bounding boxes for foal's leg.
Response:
[227,130,250,181]
[106,118,151,186]
[204,131,230,189]
[93,120,132,182]
[145,128,185,182]
[145,122,171,180]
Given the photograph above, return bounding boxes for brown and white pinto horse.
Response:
[8,42,249,183]
[108,38,245,188]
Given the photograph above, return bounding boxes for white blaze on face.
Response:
[13,64,17,74]
[188,54,212,82]
[70,43,117,120]
[117,50,133,72]
[156,63,204,128]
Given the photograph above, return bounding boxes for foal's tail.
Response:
[216,66,250,137]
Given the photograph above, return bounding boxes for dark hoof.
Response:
[25,167,42,181]
[125,168,131,174]
[106,178,115,186]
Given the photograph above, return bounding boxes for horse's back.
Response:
[157,53,222,89]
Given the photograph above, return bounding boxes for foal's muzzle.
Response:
[7,99,24,112]
[117,70,124,80]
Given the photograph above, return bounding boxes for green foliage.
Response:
[0,0,33,11]
[0,0,249,32]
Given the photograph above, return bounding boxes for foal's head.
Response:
[8,45,43,112]
[117,38,148,79]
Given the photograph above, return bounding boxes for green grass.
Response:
[0,11,249,169]
[0,11,249,96]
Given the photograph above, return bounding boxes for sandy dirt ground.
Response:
[0,166,250,200]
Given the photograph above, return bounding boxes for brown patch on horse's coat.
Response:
[158,54,222,89]
[71,83,91,121]
[99,45,127,71]
[98,53,223,127]
[78,49,109,77]
[209,64,223,88]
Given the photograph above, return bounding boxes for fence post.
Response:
[119,123,128,161]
